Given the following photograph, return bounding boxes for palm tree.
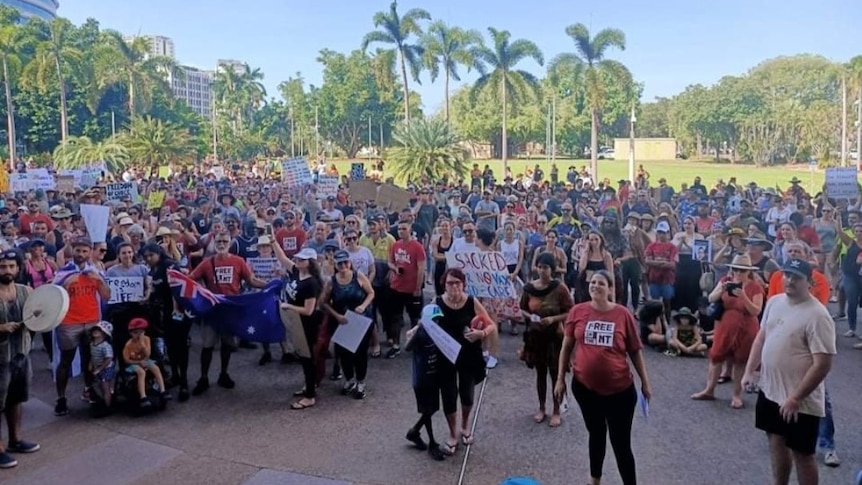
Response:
[421,21,484,122]
[119,116,194,170]
[361,1,430,123]
[53,135,130,173]
[472,28,544,173]
[101,32,177,116]
[213,63,266,135]
[25,18,81,142]
[0,19,26,165]
[550,23,629,179]
[386,117,469,183]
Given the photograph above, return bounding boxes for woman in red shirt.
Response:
[555,270,651,485]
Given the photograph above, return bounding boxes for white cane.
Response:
[456,373,489,485]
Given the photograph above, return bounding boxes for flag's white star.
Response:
[247,326,255,335]
[262,309,267,315]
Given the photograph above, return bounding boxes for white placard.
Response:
[330,310,374,354]
[281,157,313,187]
[9,172,56,192]
[247,257,280,281]
[9,173,30,192]
[105,276,145,304]
[421,317,462,364]
[445,250,516,298]
[105,181,138,202]
[825,167,859,199]
[79,204,110,243]
[317,175,339,199]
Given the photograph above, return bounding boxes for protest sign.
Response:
[350,163,365,179]
[421,315,462,364]
[350,179,378,202]
[331,311,374,354]
[147,190,166,210]
[825,167,859,199]
[446,250,516,298]
[56,175,76,194]
[105,276,145,304]
[317,175,339,199]
[247,257,280,281]
[281,157,313,186]
[377,183,412,211]
[106,182,138,202]
[80,204,110,243]
[9,174,29,192]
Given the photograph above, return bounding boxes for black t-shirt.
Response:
[282,268,323,327]
[192,214,212,235]
[149,261,179,309]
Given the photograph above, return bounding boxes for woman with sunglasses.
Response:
[813,203,838,299]
[342,230,374,282]
[320,250,375,399]
[154,227,183,265]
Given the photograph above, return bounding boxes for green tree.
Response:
[101,32,176,116]
[549,23,630,178]
[420,21,483,122]
[361,1,430,123]
[472,27,544,171]
[385,117,469,183]
[0,8,27,163]
[53,134,129,172]
[119,116,194,169]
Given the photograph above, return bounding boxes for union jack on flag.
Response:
[168,269,224,315]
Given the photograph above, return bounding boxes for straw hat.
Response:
[726,254,757,270]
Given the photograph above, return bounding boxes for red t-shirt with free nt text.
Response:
[389,239,425,294]
[565,302,643,395]
[275,227,307,258]
[189,254,251,296]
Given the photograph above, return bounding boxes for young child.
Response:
[636,300,667,350]
[404,304,446,461]
[123,318,168,407]
[667,307,708,357]
[89,321,115,411]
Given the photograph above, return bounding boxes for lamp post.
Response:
[841,76,848,167]
[628,104,636,184]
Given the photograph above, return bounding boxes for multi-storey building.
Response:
[0,0,59,21]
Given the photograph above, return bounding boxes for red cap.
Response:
[128,318,149,332]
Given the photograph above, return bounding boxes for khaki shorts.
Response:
[56,323,98,352]
[201,323,238,349]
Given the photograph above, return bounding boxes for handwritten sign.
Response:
[247,257,280,281]
[106,182,138,202]
[421,315,462,364]
[825,167,859,199]
[317,175,339,199]
[56,175,76,194]
[105,276,145,304]
[446,251,516,298]
[147,190,166,210]
[350,163,365,179]
[9,171,56,192]
[377,183,412,212]
[281,157,313,187]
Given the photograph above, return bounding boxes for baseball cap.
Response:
[294,248,317,260]
[333,250,350,263]
[782,259,812,280]
[656,221,671,233]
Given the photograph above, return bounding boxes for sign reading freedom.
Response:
[446,251,516,298]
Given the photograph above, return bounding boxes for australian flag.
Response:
[168,270,286,344]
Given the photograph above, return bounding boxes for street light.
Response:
[628,104,636,184]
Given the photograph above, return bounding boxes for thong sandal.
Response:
[290,400,315,410]
[691,393,716,401]
[440,440,458,456]
[370,350,382,359]
[461,430,474,446]
[717,375,732,384]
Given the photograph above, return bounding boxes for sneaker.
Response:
[54,397,69,416]
[385,347,401,359]
[217,373,235,389]
[663,349,680,357]
[330,370,344,381]
[6,440,40,454]
[80,387,95,403]
[178,387,190,403]
[824,450,841,467]
[0,452,17,468]
[341,380,357,396]
[191,378,210,396]
[258,352,272,366]
[843,330,856,338]
[853,342,862,350]
[485,355,498,369]
[353,382,367,400]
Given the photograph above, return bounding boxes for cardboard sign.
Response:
[377,183,412,212]
[106,182,138,202]
[105,276,145,304]
[147,190,166,210]
[350,163,365,179]
[281,157,313,187]
[825,167,859,199]
[247,257,280,281]
[56,175,76,194]
[350,180,378,202]
[445,250,516,298]
[317,175,339,199]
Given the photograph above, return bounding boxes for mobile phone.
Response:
[726,282,742,295]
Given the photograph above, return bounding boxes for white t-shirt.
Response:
[347,246,375,277]
[758,294,836,417]
[765,205,794,237]
[450,238,479,253]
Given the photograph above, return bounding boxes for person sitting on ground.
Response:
[636,300,667,350]
[123,318,168,408]
[667,307,708,357]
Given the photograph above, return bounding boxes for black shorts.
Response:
[755,391,819,455]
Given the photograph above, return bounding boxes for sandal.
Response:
[691,392,716,401]
[548,414,562,428]
[290,399,315,410]
[730,398,745,409]
[370,350,382,359]
[717,375,731,384]
[533,411,546,424]
[461,429,474,446]
[440,440,458,456]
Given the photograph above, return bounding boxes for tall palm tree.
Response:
[550,23,629,179]
[0,21,26,165]
[25,18,81,142]
[101,32,177,116]
[53,135,129,173]
[120,116,193,170]
[472,27,544,173]
[361,1,430,123]
[421,21,484,122]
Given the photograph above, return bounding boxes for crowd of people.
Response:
[0,161,852,485]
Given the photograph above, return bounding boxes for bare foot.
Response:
[690,391,716,401]
[730,397,745,409]
[533,410,546,423]
[548,414,562,427]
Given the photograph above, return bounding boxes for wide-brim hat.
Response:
[726,254,757,270]
[789,177,802,184]
[155,226,178,237]
[672,307,698,324]
[743,237,774,251]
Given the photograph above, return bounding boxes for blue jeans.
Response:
[817,389,834,451]
[844,274,860,332]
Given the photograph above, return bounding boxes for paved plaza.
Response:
[3,320,861,485]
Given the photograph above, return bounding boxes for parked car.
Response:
[598,148,615,160]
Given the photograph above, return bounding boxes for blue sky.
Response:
[60,0,857,114]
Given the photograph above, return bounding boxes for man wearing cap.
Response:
[359,215,396,357]
[321,196,344,225]
[644,221,678,315]
[30,220,57,259]
[0,249,40,467]
[744,258,835,485]
[274,210,306,259]
[53,238,112,416]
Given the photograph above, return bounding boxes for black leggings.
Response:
[572,379,637,485]
[336,327,371,382]
[621,259,642,307]
[300,319,320,399]
[441,367,476,415]
[165,318,192,388]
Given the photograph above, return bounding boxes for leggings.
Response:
[336,327,372,382]
[572,379,637,485]
[301,318,320,399]
[621,259,642,307]
[165,318,191,388]
[441,366,476,415]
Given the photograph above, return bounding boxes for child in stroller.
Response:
[88,321,116,413]
[123,318,168,409]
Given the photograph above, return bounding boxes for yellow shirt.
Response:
[360,233,396,261]
[836,228,854,258]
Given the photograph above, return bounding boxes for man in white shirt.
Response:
[450,221,479,253]
[744,259,836,485]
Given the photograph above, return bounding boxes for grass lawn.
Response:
[326,158,834,192]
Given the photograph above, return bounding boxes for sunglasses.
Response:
[463,229,475,233]
[345,237,357,242]
[215,240,230,244]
